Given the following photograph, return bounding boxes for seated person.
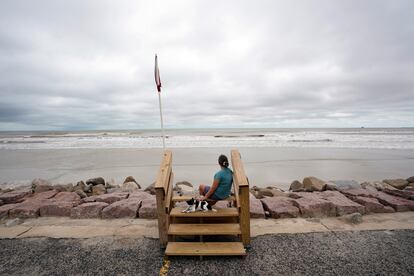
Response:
[198,154,233,205]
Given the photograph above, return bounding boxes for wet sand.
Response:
[0,147,413,190]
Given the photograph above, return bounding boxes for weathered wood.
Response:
[164,172,174,212]
[231,150,249,187]
[239,185,251,246]
[155,150,172,193]
[168,223,241,235]
[155,150,173,248]
[165,242,246,256]
[231,149,251,246]
[169,207,239,218]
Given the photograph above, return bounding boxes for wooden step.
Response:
[168,223,241,235]
[172,193,235,202]
[165,242,246,256]
[170,207,239,218]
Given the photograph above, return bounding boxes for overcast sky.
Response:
[0,0,413,130]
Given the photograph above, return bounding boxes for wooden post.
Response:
[155,150,172,248]
[231,149,251,247]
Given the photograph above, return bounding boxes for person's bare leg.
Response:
[199,184,206,196]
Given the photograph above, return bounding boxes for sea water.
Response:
[0,128,413,150]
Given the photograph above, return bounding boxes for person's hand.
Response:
[199,196,206,201]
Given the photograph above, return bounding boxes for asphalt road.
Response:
[1,230,413,275]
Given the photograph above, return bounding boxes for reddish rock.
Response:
[261,197,299,218]
[340,188,376,198]
[70,202,109,219]
[102,199,140,219]
[53,192,81,203]
[32,178,53,193]
[353,196,395,214]
[92,184,106,196]
[9,201,42,218]
[383,188,414,200]
[138,198,157,219]
[81,193,129,205]
[39,201,75,217]
[318,191,365,215]
[24,190,58,202]
[0,203,19,219]
[291,192,336,217]
[0,190,31,204]
[374,191,414,212]
[249,198,265,218]
[128,191,154,201]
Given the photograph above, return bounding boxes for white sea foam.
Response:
[0,128,413,150]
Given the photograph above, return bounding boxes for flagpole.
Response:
[157,91,166,150]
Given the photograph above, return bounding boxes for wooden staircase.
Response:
[155,149,251,257]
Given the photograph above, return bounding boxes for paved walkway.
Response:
[1,212,414,239]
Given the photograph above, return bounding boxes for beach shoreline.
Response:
[1,147,414,190]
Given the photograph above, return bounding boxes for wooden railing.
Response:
[155,150,174,248]
[231,149,251,246]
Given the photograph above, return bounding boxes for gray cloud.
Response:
[0,0,413,130]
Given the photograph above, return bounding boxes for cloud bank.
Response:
[0,0,413,130]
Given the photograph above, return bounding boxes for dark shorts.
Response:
[204,185,222,200]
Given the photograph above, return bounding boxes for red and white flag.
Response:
[154,54,162,92]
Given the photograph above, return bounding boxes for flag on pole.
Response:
[154,54,162,92]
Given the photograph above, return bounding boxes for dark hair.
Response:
[218,154,229,168]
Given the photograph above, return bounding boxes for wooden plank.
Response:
[155,187,168,248]
[231,150,249,187]
[165,242,246,256]
[239,185,251,246]
[155,150,172,192]
[169,207,238,218]
[172,193,235,202]
[168,223,241,235]
[164,172,174,212]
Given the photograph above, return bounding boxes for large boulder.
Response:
[352,196,395,214]
[289,180,303,192]
[266,186,289,197]
[121,182,140,192]
[53,192,81,203]
[383,188,414,200]
[39,201,75,217]
[340,188,375,198]
[303,177,327,192]
[24,190,58,202]
[138,198,157,219]
[383,179,409,190]
[261,197,299,218]
[249,193,265,218]
[318,191,365,216]
[128,191,154,201]
[74,189,87,198]
[250,186,273,199]
[0,189,32,204]
[80,193,129,205]
[374,191,414,212]
[92,184,106,196]
[360,181,396,191]
[291,192,336,217]
[407,176,414,183]
[0,203,19,219]
[70,202,109,219]
[102,199,140,219]
[86,177,105,186]
[9,201,42,218]
[327,180,361,191]
[31,178,53,193]
[175,181,194,195]
[123,176,141,189]
[52,183,74,192]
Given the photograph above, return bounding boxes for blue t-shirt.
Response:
[213,168,233,199]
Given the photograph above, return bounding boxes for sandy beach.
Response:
[1,147,413,190]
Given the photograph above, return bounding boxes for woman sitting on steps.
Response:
[198,154,233,205]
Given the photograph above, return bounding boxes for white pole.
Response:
[158,91,166,150]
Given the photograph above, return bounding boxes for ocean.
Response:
[1,128,413,150]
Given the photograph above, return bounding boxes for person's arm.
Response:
[204,178,219,199]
